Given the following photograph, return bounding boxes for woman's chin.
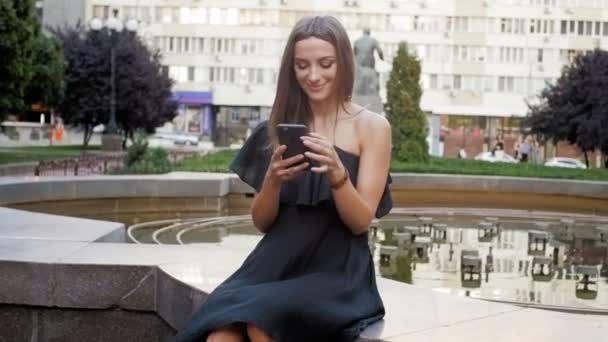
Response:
[306,92,330,103]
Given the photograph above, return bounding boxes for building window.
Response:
[179,7,191,24]
[498,76,515,92]
[139,7,151,23]
[484,76,495,92]
[169,66,188,82]
[93,5,109,19]
[192,8,207,24]
[585,21,593,35]
[441,75,452,90]
[176,37,182,53]
[188,66,195,81]
[159,7,172,23]
[500,18,510,33]
[454,17,469,32]
[430,74,438,89]
[209,8,222,25]
[172,7,180,23]
[248,69,256,83]
[226,8,239,25]
[547,20,554,34]
[569,20,576,34]
[123,6,137,20]
[230,108,240,122]
[472,76,482,93]
[229,68,236,83]
[250,108,261,121]
[567,49,577,63]
[530,19,536,34]
[561,20,567,34]
[453,75,462,90]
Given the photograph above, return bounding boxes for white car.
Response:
[474,151,519,163]
[544,157,587,169]
[153,132,199,146]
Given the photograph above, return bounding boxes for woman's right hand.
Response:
[264,145,309,187]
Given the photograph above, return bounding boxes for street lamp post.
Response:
[90,9,138,151]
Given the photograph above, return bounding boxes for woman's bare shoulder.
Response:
[352,106,391,138]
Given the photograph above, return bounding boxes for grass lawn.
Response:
[175,149,608,182]
[175,149,237,173]
[0,145,100,165]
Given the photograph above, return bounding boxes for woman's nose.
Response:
[308,66,320,82]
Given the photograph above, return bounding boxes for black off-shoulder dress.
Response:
[174,121,392,342]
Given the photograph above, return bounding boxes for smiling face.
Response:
[293,37,338,105]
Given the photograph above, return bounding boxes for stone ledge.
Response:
[0,173,232,205]
[1,172,607,206]
[0,305,175,342]
[390,173,608,199]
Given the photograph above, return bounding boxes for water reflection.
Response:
[127,212,608,311]
[372,216,608,310]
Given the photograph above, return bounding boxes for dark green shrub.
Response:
[122,134,171,174]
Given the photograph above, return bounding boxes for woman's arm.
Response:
[250,145,309,232]
[302,115,392,235]
[331,116,391,234]
[250,179,281,233]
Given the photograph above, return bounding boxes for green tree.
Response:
[0,0,37,121]
[54,25,177,147]
[384,42,429,162]
[524,49,608,168]
[24,30,65,110]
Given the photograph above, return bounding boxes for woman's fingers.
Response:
[301,135,330,147]
[280,154,306,168]
[304,151,332,165]
[271,145,287,161]
[301,138,333,156]
[307,132,328,140]
[310,164,328,173]
[278,161,309,179]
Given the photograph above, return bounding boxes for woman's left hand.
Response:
[301,132,346,185]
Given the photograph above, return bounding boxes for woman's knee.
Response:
[246,323,273,342]
[207,324,245,342]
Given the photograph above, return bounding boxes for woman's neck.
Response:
[309,99,343,129]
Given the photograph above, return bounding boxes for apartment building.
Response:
[54,0,608,155]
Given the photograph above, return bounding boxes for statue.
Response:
[353,28,384,114]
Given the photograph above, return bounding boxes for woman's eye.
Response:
[296,64,308,70]
[320,62,333,69]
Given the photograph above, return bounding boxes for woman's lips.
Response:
[307,84,323,92]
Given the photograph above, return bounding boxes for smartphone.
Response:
[277,123,311,168]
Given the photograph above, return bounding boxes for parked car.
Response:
[474,151,519,163]
[153,132,199,146]
[544,157,587,169]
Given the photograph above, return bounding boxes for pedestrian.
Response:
[519,139,530,163]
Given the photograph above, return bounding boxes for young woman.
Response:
[175,16,393,342]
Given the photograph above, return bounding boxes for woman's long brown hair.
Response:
[268,16,355,149]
